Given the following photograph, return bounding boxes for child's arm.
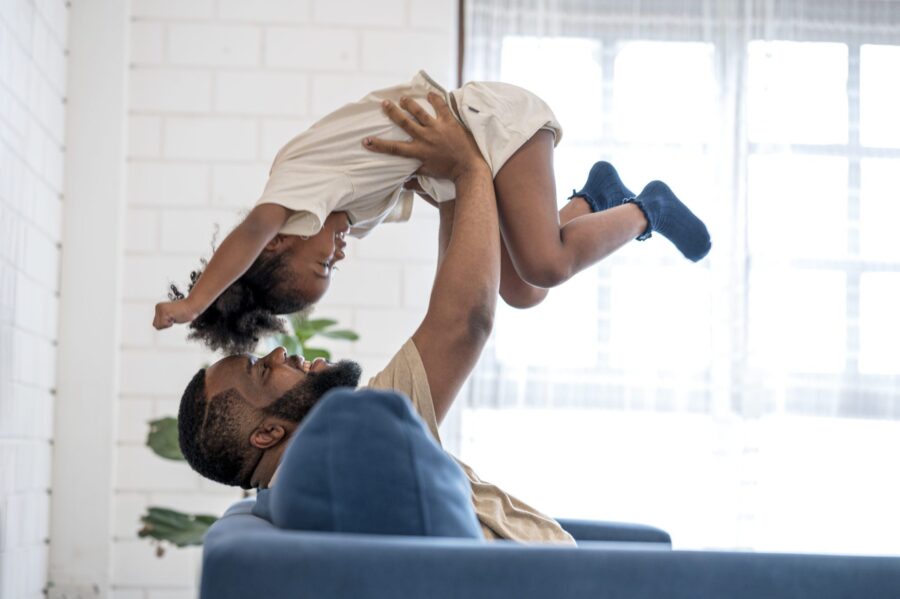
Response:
[152,203,291,330]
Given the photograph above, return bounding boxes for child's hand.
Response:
[153,299,199,330]
[364,92,486,182]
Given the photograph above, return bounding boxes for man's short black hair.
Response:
[178,360,362,489]
[178,369,262,489]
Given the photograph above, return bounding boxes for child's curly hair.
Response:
[170,248,310,355]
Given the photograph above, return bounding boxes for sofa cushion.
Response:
[268,388,483,539]
[251,489,273,521]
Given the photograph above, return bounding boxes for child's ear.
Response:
[263,234,287,253]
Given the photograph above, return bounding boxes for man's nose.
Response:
[263,347,287,365]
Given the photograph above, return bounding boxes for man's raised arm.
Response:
[363,93,500,423]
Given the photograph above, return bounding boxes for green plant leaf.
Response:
[139,507,217,548]
[147,417,184,461]
[305,318,338,331]
[278,334,299,355]
[317,329,359,341]
[294,328,315,343]
[289,313,307,332]
[303,347,331,360]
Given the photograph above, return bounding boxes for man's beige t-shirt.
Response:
[367,339,576,545]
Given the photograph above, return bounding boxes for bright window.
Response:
[463,2,900,555]
[500,36,604,143]
[860,44,900,148]
[747,154,848,259]
[748,268,847,374]
[748,41,848,144]
[859,273,900,375]
[614,41,717,143]
[860,158,900,259]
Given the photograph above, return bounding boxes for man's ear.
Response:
[249,421,288,450]
[263,234,288,253]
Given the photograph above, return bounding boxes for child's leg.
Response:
[494,130,648,294]
[498,198,589,308]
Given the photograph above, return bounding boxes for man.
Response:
[176,95,638,543]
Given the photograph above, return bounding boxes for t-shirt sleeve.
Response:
[256,163,354,238]
[380,189,415,225]
[416,176,456,203]
[366,339,442,443]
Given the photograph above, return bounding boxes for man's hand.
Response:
[363,92,487,182]
[153,298,199,330]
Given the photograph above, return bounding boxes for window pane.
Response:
[748,269,846,374]
[860,45,900,148]
[613,41,717,143]
[860,159,900,259]
[493,272,600,370]
[748,41,848,144]
[500,36,603,143]
[748,154,847,259]
[859,273,900,375]
[609,264,712,373]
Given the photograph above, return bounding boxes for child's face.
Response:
[278,212,351,303]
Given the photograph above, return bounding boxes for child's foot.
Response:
[629,180,711,262]
[569,161,635,212]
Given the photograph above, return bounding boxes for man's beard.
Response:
[263,360,362,422]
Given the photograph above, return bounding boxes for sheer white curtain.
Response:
[460,0,900,554]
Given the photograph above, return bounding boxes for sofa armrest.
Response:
[557,518,671,546]
[230,497,672,546]
[216,501,670,548]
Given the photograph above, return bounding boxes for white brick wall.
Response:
[115,0,458,596]
[0,1,68,597]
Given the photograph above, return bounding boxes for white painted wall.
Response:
[50,1,130,597]
[0,1,68,598]
[113,0,459,596]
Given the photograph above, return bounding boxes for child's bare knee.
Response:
[519,261,570,289]
[501,285,548,309]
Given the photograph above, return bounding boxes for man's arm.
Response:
[436,199,455,268]
[415,165,498,422]
[364,94,500,423]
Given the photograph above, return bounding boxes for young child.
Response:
[153,70,711,353]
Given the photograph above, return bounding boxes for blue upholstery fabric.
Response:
[202,504,900,599]
[557,518,671,545]
[268,388,482,539]
[251,488,273,521]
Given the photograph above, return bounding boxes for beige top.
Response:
[255,70,562,239]
[366,339,575,544]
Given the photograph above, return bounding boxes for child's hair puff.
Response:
[170,248,309,355]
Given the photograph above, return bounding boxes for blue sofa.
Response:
[201,500,900,599]
[198,389,900,598]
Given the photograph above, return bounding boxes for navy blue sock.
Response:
[569,161,635,212]
[629,180,711,262]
